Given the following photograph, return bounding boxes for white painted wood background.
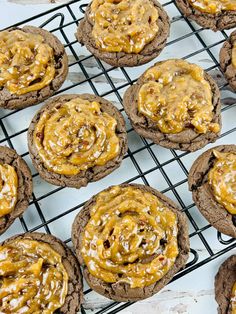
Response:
[1,1,236,313]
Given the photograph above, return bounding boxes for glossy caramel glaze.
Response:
[231,281,236,314]
[81,185,179,288]
[209,150,236,215]
[188,0,236,14]
[0,30,55,95]
[90,0,159,53]
[0,164,18,218]
[34,97,120,176]
[232,44,236,68]
[138,59,220,134]
[0,239,68,313]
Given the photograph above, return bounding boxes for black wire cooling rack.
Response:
[1,0,236,313]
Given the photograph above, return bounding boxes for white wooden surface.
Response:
[0,1,236,313]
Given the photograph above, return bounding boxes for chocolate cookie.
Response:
[189,145,236,238]
[1,232,83,313]
[175,0,236,31]
[72,183,190,302]
[28,94,127,188]
[0,26,68,110]
[0,146,32,235]
[215,255,236,314]
[76,0,170,67]
[123,59,221,152]
[220,30,236,91]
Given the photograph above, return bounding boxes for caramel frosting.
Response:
[33,97,120,176]
[232,44,236,68]
[0,29,55,95]
[81,185,179,288]
[138,59,220,134]
[188,0,236,14]
[208,150,236,215]
[231,282,236,314]
[0,164,18,218]
[0,239,68,314]
[89,0,159,53]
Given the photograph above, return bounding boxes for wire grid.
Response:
[0,0,236,313]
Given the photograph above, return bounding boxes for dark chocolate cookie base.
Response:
[220,30,236,91]
[72,183,190,302]
[2,232,83,314]
[0,26,68,110]
[175,0,236,31]
[215,255,236,314]
[189,145,236,238]
[0,146,32,235]
[28,94,128,189]
[123,60,221,152]
[76,0,170,67]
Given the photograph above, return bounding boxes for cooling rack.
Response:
[0,0,236,313]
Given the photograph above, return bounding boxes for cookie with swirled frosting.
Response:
[72,183,189,301]
[0,26,68,110]
[76,0,170,67]
[28,94,127,188]
[0,146,32,235]
[175,0,236,31]
[123,59,221,152]
[0,232,83,313]
[189,144,236,238]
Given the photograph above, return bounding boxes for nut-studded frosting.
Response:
[0,164,18,218]
[232,44,236,68]
[33,97,120,176]
[81,185,179,288]
[208,150,236,215]
[89,0,159,53]
[188,0,236,14]
[231,282,236,313]
[0,30,55,95]
[0,239,68,314]
[138,59,220,134]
